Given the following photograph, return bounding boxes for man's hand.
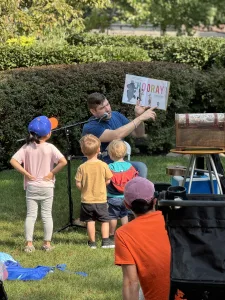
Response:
[138,106,157,122]
[134,100,149,117]
[43,172,54,181]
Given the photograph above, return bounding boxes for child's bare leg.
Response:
[121,215,128,225]
[87,221,96,242]
[101,222,109,239]
[26,241,33,247]
[109,219,118,236]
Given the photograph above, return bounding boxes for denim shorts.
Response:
[108,198,128,220]
[80,203,110,222]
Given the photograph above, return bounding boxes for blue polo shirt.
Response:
[82,111,129,163]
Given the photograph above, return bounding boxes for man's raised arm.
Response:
[98,107,156,143]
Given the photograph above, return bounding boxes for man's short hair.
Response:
[87,92,106,109]
[108,139,127,161]
[79,134,101,156]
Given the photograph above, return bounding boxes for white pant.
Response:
[25,185,54,241]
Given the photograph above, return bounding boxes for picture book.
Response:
[122,74,170,110]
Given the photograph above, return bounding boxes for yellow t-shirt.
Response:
[75,160,113,204]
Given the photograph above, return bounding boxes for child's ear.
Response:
[152,198,157,207]
[46,132,51,139]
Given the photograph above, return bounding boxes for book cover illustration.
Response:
[122,74,170,110]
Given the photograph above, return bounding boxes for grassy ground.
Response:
[0,155,201,299]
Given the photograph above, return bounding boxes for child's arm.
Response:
[43,157,67,181]
[76,180,82,190]
[75,166,82,190]
[105,164,113,186]
[10,158,35,181]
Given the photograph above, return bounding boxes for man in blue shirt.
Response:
[82,92,157,178]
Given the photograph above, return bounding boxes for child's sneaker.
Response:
[109,235,114,241]
[87,241,97,249]
[101,238,115,249]
[24,245,35,253]
[41,245,55,252]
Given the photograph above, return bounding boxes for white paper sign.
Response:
[122,74,170,110]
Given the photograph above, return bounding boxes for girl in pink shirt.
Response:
[10,116,67,252]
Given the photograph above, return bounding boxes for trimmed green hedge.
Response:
[1,61,225,170]
[67,33,225,69]
[0,44,149,70]
[212,46,225,68]
[0,34,225,71]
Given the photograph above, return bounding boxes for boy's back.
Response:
[76,160,112,203]
[75,134,114,249]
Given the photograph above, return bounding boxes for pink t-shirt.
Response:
[12,142,64,189]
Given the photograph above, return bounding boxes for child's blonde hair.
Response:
[108,139,127,161]
[79,134,101,156]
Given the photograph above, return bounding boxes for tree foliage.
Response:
[85,0,225,35]
[149,0,223,35]
[0,0,110,41]
[1,0,225,38]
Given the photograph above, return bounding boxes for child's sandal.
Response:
[24,245,35,253]
[41,245,55,252]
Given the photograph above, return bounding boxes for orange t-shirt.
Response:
[115,211,171,300]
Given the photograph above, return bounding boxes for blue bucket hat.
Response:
[28,116,58,137]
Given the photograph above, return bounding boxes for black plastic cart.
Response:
[159,193,225,300]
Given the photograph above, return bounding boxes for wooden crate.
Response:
[175,113,225,150]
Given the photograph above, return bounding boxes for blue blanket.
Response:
[5,261,52,281]
[0,252,87,281]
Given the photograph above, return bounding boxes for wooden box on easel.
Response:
[175,113,225,150]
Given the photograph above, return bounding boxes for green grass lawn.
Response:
[0,155,206,299]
